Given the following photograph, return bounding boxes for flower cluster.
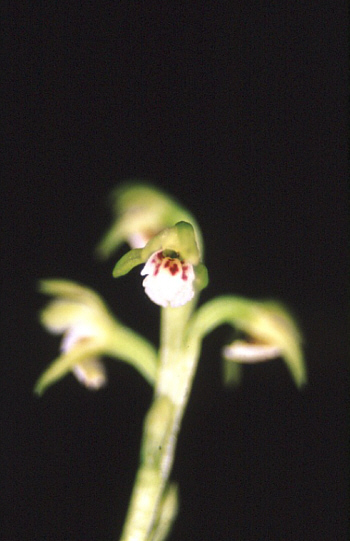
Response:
[35,180,306,541]
[35,181,306,396]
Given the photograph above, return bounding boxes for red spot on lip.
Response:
[153,263,161,276]
[169,263,179,275]
[149,252,191,281]
[182,264,189,280]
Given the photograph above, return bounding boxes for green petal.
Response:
[113,248,143,277]
[143,221,200,265]
[194,263,209,292]
[106,324,158,385]
[40,300,96,332]
[222,360,243,387]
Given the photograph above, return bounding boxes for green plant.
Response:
[35,182,306,541]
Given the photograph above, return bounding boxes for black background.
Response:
[2,3,348,541]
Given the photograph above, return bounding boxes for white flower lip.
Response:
[72,358,107,390]
[141,250,195,308]
[223,340,281,363]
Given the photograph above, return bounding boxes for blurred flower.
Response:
[222,300,306,385]
[97,182,203,258]
[187,296,306,387]
[35,280,158,395]
[36,280,118,392]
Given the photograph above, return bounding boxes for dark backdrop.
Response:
[2,3,348,541]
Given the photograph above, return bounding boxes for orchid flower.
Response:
[113,221,208,308]
[35,279,157,395]
[186,296,306,388]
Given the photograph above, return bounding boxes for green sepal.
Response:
[112,248,144,277]
[186,295,306,388]
[34,343,101,396]
[35,324,158,396]
[39,279,106,311]
[113,222,201,278]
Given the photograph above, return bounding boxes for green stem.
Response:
[156,298,196,402]
[119,297,200,541]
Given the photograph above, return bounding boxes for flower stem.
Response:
[118,298,200,541]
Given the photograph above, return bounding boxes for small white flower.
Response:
[141,250,196,308]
